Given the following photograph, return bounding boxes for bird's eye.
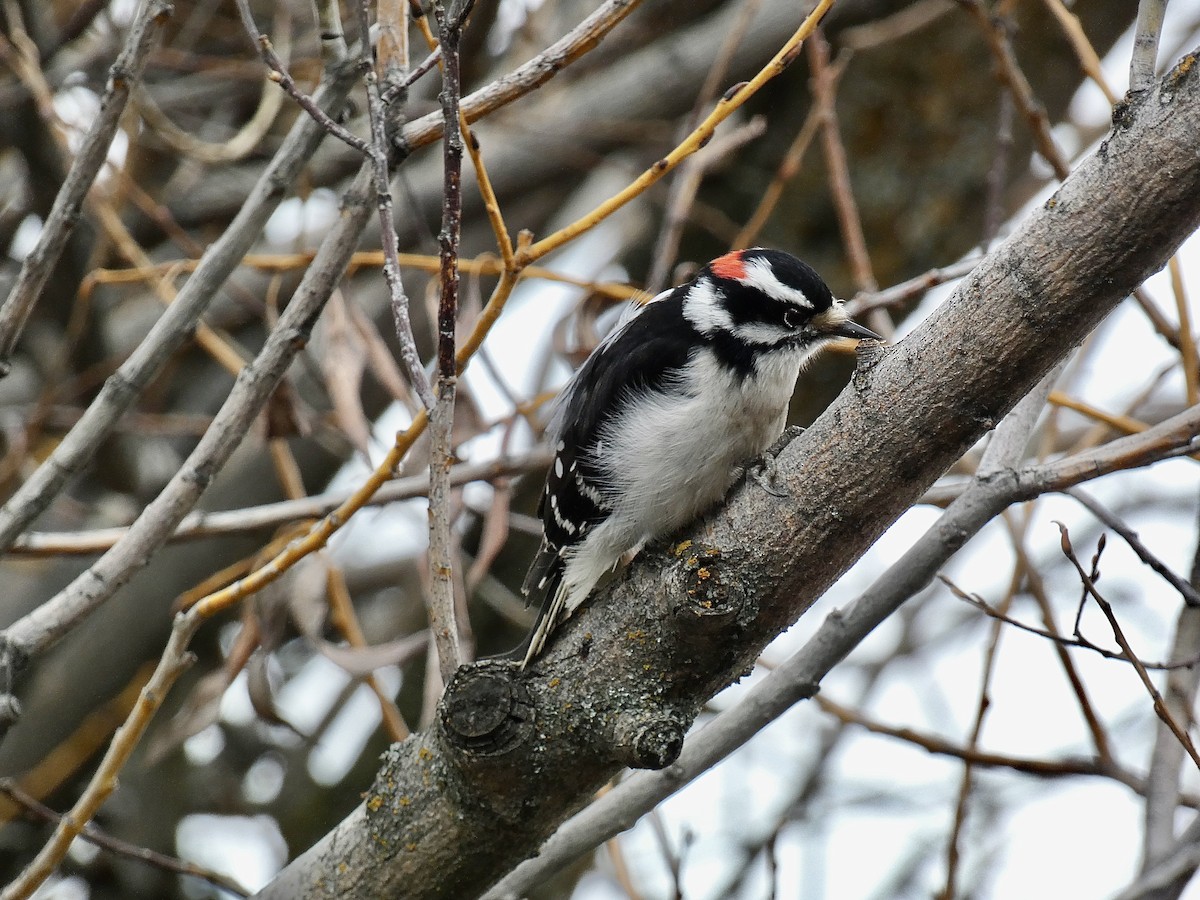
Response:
[784,310,804,329]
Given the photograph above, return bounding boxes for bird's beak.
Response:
[828,319,883,342]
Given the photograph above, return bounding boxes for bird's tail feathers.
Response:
[520,576,570,669]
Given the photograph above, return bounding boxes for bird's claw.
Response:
[747,425,805,498]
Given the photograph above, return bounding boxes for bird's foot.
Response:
[747,425,805,498]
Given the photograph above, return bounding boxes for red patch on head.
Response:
[709,251,747,281]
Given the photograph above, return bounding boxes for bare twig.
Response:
[1067,487,1200,607]
[354,0,435,411]
[942,576,1200,671]
[1169,257,1199,406]
[846,257,981,318]
[1056,523,1200,771]
[1041,0,1120,106]
[808,31,876,296]
[233,0,371,157]
[645,0,766,293]
[517,0,837,265]
[325,564,410,741]
[730,99,824,251]
[2,611,203,900]
[0,0,171,372]
[0,779,249,898]
[1130,0,1171,91]
[11,450,552,555]
[959,0,1070,181]
[816,696,1126,782]
[0,163,375,674]
[426,0,472,681]
[0,59,361,554]
[1004,521,1115,761]
[396,0,646,153]
[938,552,1018,900]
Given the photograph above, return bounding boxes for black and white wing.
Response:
[518,289,695,654]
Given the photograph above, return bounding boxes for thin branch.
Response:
[396,0,646,152]
[1041,0,1120,106]
[645,0,766,293]
[427,0,470,681]
[1067,487,1200,607]
[353,0,435,410]
[90,250,640,302]
[1130,0,1171,91]
[233,0,371,157]
[1056,523,1200,771]
[518,0,836,264]
[815,696,1126,782]
[942,576,1200,671]
[808,31,877,297]
[1169,256,1199,406]
[846,257,981,318]
[0,0,171,371]
[0,59,361,554]
[0,163,375,673]
[2,611,203,900]
[730,96,825,251]
[0,779,249,898]
[959,0,1070,181]
[325,564,410,741]
[1004,517,1116,761]
[10,450,552,555]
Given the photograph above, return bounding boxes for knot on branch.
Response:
[439,660,534,757]
[613,710,687,770]
[668,542,745,637]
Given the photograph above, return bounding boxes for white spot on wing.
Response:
[554,457,564,478]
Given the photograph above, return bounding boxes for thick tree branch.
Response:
[255,50,1200,900]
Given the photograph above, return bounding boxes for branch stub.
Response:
[439,661,534,756]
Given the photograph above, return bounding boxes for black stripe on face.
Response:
[717,280,808,330]
[738,249,836,307]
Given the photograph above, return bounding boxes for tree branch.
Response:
[255,48,1200,900]
[0,0,171,371]
[0,59,361,553]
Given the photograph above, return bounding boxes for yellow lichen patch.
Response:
[670,540,693,556]
[366,794,384,812]
[548,677,561,688]
[418,746,433,761]
[1171,54,1195,83]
